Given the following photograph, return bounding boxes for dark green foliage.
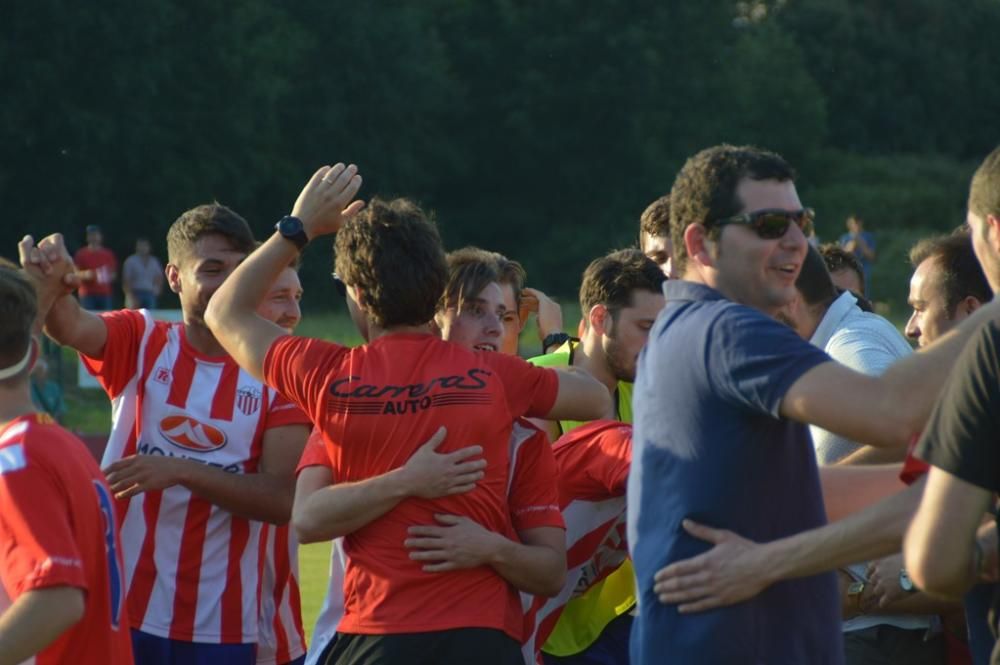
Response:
[1,0,996,313]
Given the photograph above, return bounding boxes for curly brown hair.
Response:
[669,144,795,274]
[334,197,447,328]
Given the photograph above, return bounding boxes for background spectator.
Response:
[838,215,876,294]
[74,224,117,310]
[122,237,163,309]
[29,357,65,423]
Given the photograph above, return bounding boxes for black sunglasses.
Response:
[331,273,347,298]
[709,208,815,240]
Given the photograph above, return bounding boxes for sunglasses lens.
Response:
[754,213,794,239]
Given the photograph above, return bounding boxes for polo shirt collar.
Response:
[809,290,859,349]
[663,280,726,303]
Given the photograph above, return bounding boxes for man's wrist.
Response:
[275,216,311,251]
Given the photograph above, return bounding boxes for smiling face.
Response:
[435,281,505,352]
[166,234,247,326]
[257,267,303,333]
[710,178,808,316]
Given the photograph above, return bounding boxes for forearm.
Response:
[179,461,295,524]
[488,534,566,597]
[547,367,613,422]
[0,587,84,665]
[819,464,907,522]
[881,301,1000,438]
[43,293,106,357]
[766,481,922,583]
[294,469,410,542]
[837,445,905,466]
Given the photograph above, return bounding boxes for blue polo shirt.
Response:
[627,281,842,665]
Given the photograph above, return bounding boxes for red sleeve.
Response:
[265,391,312,430]
[553,421,632,499]
[296,429,333,474]
[264,336,349,427]
[0,446,88,598]
[508,424,564,532]
[483,353,559,419]
[80,309,144,398]
[900,433,930,485]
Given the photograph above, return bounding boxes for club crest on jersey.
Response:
[158,416,227,453]
[236,386,262,416]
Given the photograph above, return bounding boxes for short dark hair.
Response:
[670,144,796,273]
[639,195,671,239]
[795,245,837,307]
[0,267,37,384]
[819,244,865,290]
[166,203,255,264]
[579,248,666,318]
[969,145,1000,220]
[335,197,447,328]
[909,232,991,314]
[441,247,501,313]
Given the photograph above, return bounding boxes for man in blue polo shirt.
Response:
[628,144,1000,665]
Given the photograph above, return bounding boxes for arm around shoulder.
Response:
[545,366,613,422]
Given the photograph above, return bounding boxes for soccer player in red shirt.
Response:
[74,224,118,310]
[0,265,133,664]
[206,164,610,665]
[20,206,311,665]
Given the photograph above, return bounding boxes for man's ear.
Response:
[684,223,716,269]
[165,264,181,294]
[961,295,984,317]
[588,304,611,337]
[987,214,1000,255]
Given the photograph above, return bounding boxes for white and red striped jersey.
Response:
[256,524,306,665]
[82,309,309,644]
[521,421,631,665]
[299,419,562,664]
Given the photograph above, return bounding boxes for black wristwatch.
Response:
[542,332,572,353]
[275,215,310,251]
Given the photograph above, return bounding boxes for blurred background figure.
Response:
[122,237,163,309]
[30,357,65,423]
[74,224,117,310]
[839,215,876,295]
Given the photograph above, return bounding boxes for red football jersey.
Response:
[266,332,559,639]
[0,414,133,664]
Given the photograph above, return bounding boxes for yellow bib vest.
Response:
[528,341,635,656]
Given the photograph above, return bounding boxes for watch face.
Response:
[899,569,915,592]
[279,216,303,235]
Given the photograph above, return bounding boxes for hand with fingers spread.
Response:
[104,455,187,500]
[397,427,486,499]
[405,514,502,572]
[652,519,772,613]
[291,163,365,238]
[518,287,564,341]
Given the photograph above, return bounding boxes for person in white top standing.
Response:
[20,204,311,665]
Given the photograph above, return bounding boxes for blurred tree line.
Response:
[2,0,997,315]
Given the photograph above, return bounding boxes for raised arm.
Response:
[781,298,1000,448]
[18,234,107,356]
[205,164,363,382]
